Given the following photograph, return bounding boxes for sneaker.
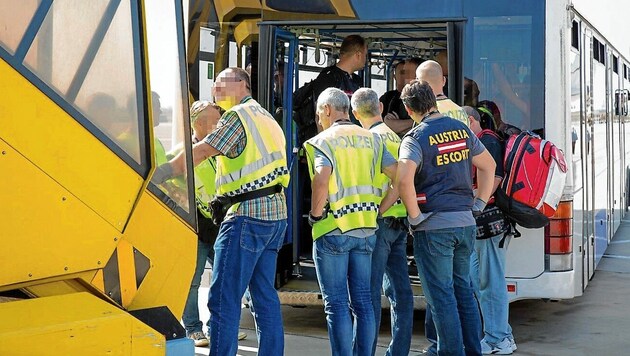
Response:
[238,331,247,341]
[189,331,209,347]
[480,338,513,355]
[508,337,517,352]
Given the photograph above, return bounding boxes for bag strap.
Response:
[228,184,283,205]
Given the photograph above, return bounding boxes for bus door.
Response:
[259,25,301,287]
[258,20,463,306]
[578,24,595,285]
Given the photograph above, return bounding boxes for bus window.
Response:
[470,16,541,133]
[0,1,40,55]
[23,1,144,165]
[145,0,196,223]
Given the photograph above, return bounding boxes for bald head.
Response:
[416,60,446,96]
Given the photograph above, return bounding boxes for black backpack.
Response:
[292,66,349,145]
[292,80,319,145]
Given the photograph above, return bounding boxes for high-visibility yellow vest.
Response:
[154,137,167,166]
[216,100,290,214]
[437,97,470,127]
[304,121,384,240]
[370,122,406,218]
[194,158,216,218]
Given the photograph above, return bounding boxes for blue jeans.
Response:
[413,226,481,356]
[208,216,287,356]
[470,234,513,344]
[370,218,414,356]
[314,233,377,356]
[182,238,214,335]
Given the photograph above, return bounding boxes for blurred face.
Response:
[212,70,246,110]
[395,62,419,91]
[193,105,222,137]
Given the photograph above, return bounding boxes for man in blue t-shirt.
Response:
[395,80,496,356]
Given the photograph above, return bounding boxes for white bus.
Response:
[201,0,630,305]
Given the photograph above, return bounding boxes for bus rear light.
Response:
[546,253,573,272]
[545,219,572,237]
[544,201,573,272]
[553,201,573,219]
[507,283,516,293]
[547,237,572,254]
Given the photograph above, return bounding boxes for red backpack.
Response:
[494,131,568,229]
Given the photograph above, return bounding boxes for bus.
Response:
[197,0,630,306]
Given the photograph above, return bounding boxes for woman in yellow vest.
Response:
[304,87,397,356]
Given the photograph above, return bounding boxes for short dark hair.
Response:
[400,80,436,114]
[339,35,366,56]
[227,67,251,91]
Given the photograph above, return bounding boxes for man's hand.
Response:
[407,212,433,232]
[152,163,174,185]
[472,197,487,217]
[383,112,400,121]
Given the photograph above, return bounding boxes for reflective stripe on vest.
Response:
[370,122,406,218]
[216,101,290,203]
[304,122,383,239]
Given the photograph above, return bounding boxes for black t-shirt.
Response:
[380,89,412,121]
[313,65,362,100]
[313,66,363,124]
[479,132,504,178]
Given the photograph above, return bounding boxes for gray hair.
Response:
[351,88,380,118]
[316,87,349,115]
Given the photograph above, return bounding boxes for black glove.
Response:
[472,197,487,217]
[308,211,325,226]
[152,164,174,185]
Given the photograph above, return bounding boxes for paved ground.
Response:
[193,219,630,355]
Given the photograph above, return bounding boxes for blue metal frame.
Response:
[0,0,149,177]
[66,0,121,102]
[14,0,53,61]
[274,28,300,252]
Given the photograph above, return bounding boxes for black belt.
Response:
[209,185,283,225]
[228,184,283,205]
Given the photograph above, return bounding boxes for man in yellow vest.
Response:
[304,87,398,355]
[180,101,248,347]
[351,88,413,356]
[416,60,470,127]
[155,67,290,356]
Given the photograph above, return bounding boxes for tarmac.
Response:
[193,218,630,355]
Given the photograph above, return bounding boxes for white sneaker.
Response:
[189,331,209,347]
[508,337,517,352]
[238,331,247,340]
[480,338,513,355]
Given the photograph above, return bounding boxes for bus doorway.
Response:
[258,20,465,307]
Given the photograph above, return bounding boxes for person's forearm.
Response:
[476,167,495,203]
[311,174,329,216]
[399,181,419,218]
[379,184,399,215]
